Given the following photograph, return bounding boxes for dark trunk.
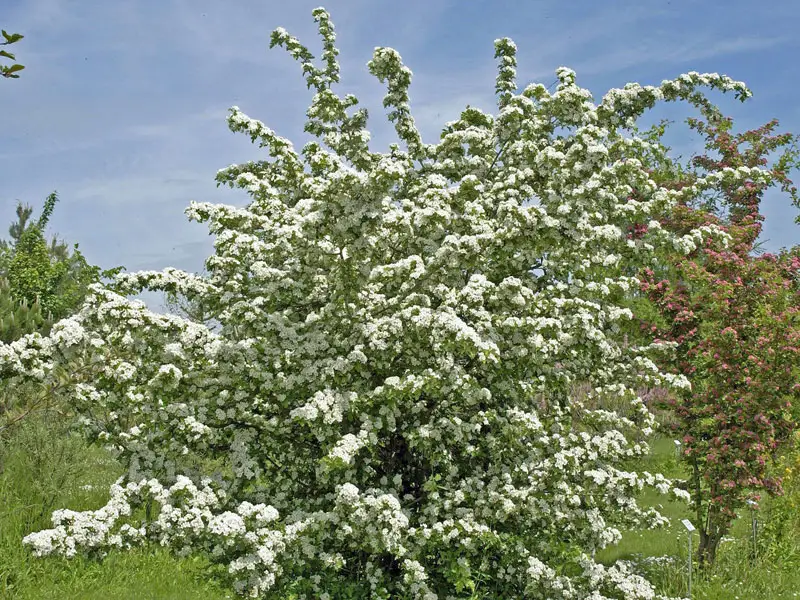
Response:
[690,456,728,568]
[697,523,720,568]
[697,504,729,569]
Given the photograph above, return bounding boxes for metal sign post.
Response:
[681,519,696,598]
[746,500,758,561]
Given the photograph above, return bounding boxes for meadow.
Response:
[2,381,799,599]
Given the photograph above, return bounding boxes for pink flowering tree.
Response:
[634,107,800,567]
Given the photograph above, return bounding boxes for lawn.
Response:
[2,408,800,599]
[596,436,800,599]
[0,412,232,600]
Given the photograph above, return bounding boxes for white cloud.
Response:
[575,34,795,77]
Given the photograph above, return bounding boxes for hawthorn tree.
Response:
[0,8,776,598]
[632,107,800,567]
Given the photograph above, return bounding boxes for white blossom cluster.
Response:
[0,7,772,599]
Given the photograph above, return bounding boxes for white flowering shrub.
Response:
[0,7,773,599]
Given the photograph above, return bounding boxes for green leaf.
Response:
[0,50,15,60]
[1,30,23,44]
[5,64,24,73]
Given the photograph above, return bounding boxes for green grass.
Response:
[0,412,232,600]
[596,435,800,599]
[2,408,800,598]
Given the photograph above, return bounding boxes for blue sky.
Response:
[2,0,799,311]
